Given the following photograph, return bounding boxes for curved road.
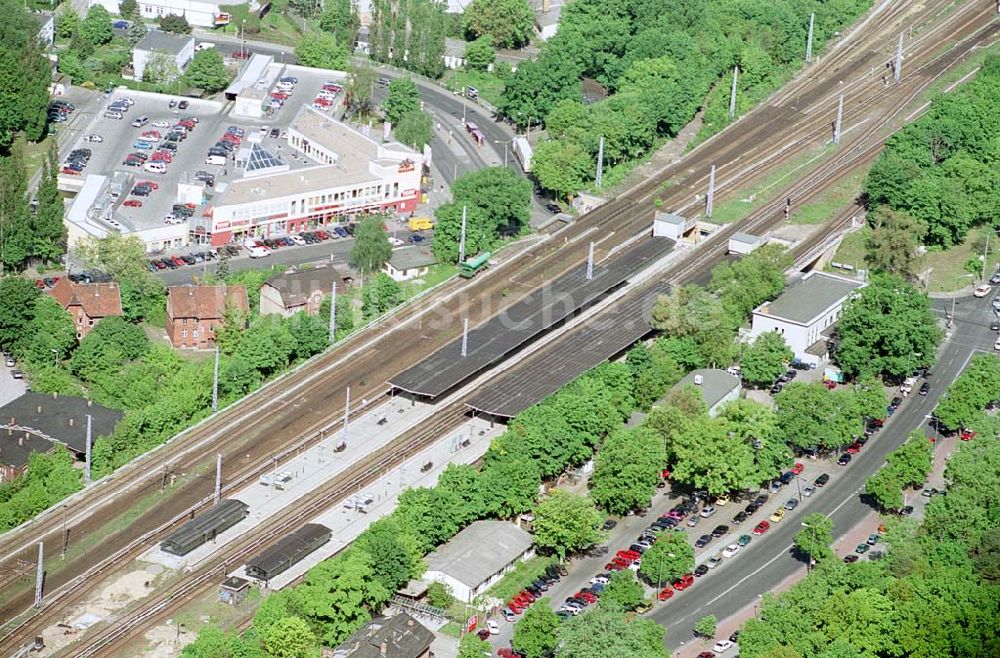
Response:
[653,292,994,650]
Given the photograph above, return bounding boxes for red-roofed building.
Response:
[48,278,124,340]
[166,285,249,349]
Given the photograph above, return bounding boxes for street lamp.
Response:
[950,273,975,324]
[493,139,513,167]
[795,475,802,501]
[240,20,246,59]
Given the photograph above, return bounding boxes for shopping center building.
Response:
[196,108,424,247]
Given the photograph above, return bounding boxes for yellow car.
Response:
[715,495,731,506]
[769,508,786,523]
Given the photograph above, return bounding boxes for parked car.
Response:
[838,453,852,466]
[672,574,694,591]
[753,521,770,535]
[814,473,830,487]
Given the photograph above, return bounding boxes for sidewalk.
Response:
[672,424,960,656]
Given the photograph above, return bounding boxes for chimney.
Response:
[694,374,704,386]
[69,418,74,427]
[19,436,23,447]
[407,618,414,627]
[87,400,92,407]
[379,641,388,657]
[543,0,550,11]
[37,406,43,414]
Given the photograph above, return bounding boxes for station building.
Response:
[198,108,423,247]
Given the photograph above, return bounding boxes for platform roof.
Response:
[467,282,669,418]
[389,238,672,398]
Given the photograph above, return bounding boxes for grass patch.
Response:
[400,263,457,298]
[923,228,987,293]
[439,621,463,638]
[22,136,54,178]
[481,555,555,604]
[704,144,836,224]
[441,69,506,107]
[825,227,869,274]
[789,169,866,225]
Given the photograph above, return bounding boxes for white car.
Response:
[151,120,171,129]
[84,134,103,143]
[721,544,741,558]
[803,485,816,497]
[389,237,404,246]
[706,554,723,569]
[194,42,216,51]
[486,620,499,635]
[713,639,735,653]
[700,505,716,518]
[290,234,306,246]
[627,560,641,571]
[974,284,992,298]
[589,575,610,585]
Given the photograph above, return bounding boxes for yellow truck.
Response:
[408,217,434,231]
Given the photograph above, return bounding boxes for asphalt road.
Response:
[650,291,996,650]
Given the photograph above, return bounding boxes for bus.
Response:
[459,252,491,278]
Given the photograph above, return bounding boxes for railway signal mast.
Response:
[84,414,92,484]
[729,66,739,118]
[586,242,595,280]
[212,346,220,413]
[34,543,43,608]
[461,318,470,357]
[595,136,605,188]
[214,453,222,505]
[894,33,904,83]
[459,205,467,263]
[328,282,337,343]
[834,95,844,144]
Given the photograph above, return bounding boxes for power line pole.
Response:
[595,136,605,188]
[211,346,220,413]
[458,205,467,264]
[833,95,844,144]
[461,318,469,357]
[586,242,595,280]
[706,164,716,218]
[328,282,337,343]
[341,385,350,444]
[729,66,739,118]
[34,542,43,608]
[894,32,904,83]
[84,414,92,484]
[214,453,222,505]
[805,13,815,63]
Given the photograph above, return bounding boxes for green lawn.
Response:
[481,555,555,604]
[923,229,986,293]
[790,170,866,225]
[825,227,868,274]
[441,69,506,107]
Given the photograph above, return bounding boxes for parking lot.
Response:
[0,356,28,408]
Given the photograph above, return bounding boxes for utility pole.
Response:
[982,232,991,280]
[729,66,739,118]
[341,385,350,444]
[34,542,43,608]
[586,242,595,280]
[214,453,222,505]
[706,165,716,218]
[328,282,337,343]
[461,318,469,357]
[458,205,467,264]
[595,136,605,188]
[894,33,904,84]
[84,414,92,484]
[805,13,815,63]
[833,95,844,145]
[211,346,220,413]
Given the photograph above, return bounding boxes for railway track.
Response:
[1,0,994,652]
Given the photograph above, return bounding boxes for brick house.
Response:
[259,267,351,317]
[166,285,249,349]
[48,278,124,340]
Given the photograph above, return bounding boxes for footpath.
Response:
[672,430,959,657]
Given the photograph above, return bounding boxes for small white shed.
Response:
[653,211,694,240]
[729,231,767,255]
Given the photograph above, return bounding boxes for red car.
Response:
[171,255,186,267]
[605,561,625,572]
[271,91,290,100]
[753,520,771,535]
[178,120,196,129]
[657,587,674,601]
[575,591,597,604]
[142,130,161,139]
[823,380,837,389]
[151,151,172,163]
[61,167,81,175]
[791,462,804,475]
[960,428,976,441]
[313,96,333,106]
[138,181,159,190]
[508,601,523,614]
[232,50,250,59]
[221,133,241,144]
[846,442,862,454]
[123,199,142,208]
[672,574,694,591]
[314,230,329,240]
[697,653,716,658]
[617,549,641,562]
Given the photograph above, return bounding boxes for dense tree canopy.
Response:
[349,217,392,274]
[532,490,603,560]
[591,426,665,514]
[835,274,941,379]
[934,354,1000,430]
[463,0,534,48]
[382,78,421,125]
[741,331,792,386]
[184,49,231,92]
[295,31,349,70]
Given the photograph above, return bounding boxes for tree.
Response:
[590,426,664,515]
[71,316,149,381]
[319,0,360,49]
[33,145,66,263]
[319,293,355,340]
[794,513,834,563]
[81,5,113,45]
[717,398,787,486]
[75,235,165,321]
[708,244,790,321]
[345,65,377,117]
[395,110,432,149]
[0,142,33,269]
[260,616,317,658]
[865,466,903,511]
[432,202,489,265]
[16,295,75,364]
[126,18,147,47]
[0,277,38,349]
[295,31,348,70]
[57,9,80,39]
[532,490,602,560]
[462,0,535,48]
[671,412,757,495]
[478,457,541,518]
[426,581,454,609]
[288,0,323,18]
[513,601,560,658]
[741,331,792,386]
[349,216,392,274]
[865,207,926,280]
[639,531,695,587]
[852,375,888,422]
[464,36,495,72]
[159,13,191,34]
[694,615,717,638]
[934,354,1000,430]
[451,166,532,234]
[142,50,180,84]
[184,49,230,92]
[355,518,421,592]
[287,311,329,361]
[382,78,420,125]
[119,0,140,20]
[835,274,941,379]
[599,570,645,612]
[970,526,1000,583]
[531,139,590,201]
[457,634,492,658]
[558,608,667,658]
[887,432,933,488]
[361,273,402,320]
